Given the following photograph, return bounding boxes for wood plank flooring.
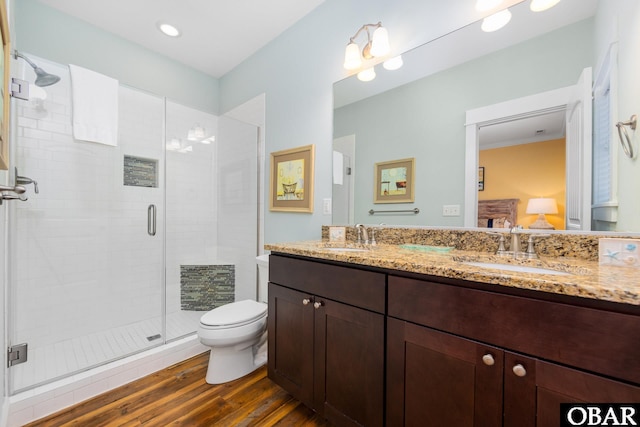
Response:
[25,352,331,426]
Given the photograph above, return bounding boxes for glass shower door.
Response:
[8,56,165,393]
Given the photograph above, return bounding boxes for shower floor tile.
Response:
[10,310,205,393]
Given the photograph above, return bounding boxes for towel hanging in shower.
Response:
[69,64,119,146]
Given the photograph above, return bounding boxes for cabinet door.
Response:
[534,359,640,427]
[314,297,385,427]
[387,318,503,427]
[268,283,315,407]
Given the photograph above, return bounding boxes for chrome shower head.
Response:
[14,50,61,87]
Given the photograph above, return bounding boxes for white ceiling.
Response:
[38,0,326,78]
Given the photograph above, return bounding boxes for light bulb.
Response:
[157,22,181,37]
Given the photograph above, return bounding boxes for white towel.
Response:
[333,151,344,185]
[69,64,119,146]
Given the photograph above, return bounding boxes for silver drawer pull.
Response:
[313,301,323,309]
[302,298,311,305]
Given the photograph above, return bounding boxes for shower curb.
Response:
[7,335,208,427]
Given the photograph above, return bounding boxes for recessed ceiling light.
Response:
[157,22,181,37]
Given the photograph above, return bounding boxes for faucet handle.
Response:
[525,234,551,259]
[488,232,507,255]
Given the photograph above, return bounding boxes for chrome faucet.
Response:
[15,168,39,194]
[355,224,369,245]
[509,226,523,255]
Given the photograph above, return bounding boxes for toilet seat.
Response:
[200,300,267,329]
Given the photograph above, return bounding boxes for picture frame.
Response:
[478,166,485,191]
[0,0,10,170]
[269,144,315,212]
[374,157,415,204]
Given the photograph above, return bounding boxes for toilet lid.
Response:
[200,300,267,327]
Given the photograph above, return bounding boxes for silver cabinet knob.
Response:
[512,364,527,377]
[313,301,323,309]
[482,354,495,366]
[302,298,311,305]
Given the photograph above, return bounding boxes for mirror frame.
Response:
[0,0,10,170]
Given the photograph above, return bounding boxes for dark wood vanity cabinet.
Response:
[268,255,386,427]
[387,275,640,427]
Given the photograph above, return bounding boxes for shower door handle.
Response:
[148,204,156,236]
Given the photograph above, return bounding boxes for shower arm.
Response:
[13,51,38,69]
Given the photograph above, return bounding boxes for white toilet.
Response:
[198,254,269,384]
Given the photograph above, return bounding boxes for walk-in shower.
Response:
[7,54,259,394]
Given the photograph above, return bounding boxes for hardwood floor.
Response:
[25,352,332,426]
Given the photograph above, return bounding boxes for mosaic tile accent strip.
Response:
[180,265,235,311]
[124,155,158,187]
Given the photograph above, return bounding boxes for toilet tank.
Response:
[256,254,269,303]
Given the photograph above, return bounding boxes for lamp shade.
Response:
[343,42,362,70]
[475,0,504,12]
[370,26,390,57]
[526,198,558,214]
[481,9,512,32]
[357,67,376,82]
[530,0,561,12]
[383,55,403,71]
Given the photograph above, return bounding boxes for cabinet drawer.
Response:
[270,254,386,314]
[388,275,640,384]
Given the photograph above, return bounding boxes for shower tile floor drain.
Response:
[10,310,206,392]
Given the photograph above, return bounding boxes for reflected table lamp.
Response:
[526,197,558,229]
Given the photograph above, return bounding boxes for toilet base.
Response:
[205,334,268,384]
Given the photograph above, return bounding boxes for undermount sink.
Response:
[463,261,571,276]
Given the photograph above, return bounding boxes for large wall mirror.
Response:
[333,0,640,233]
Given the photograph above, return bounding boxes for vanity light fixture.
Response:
[343,22,391,71]
[530,0,561,12]
[157,22,181,37]
[526,197,558,229]
[481,8,512,32]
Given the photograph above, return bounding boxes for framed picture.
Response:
[269,144,315,212]
[374,157,415,204]
[478,166,485,191]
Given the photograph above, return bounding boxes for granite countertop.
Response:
[265,241,639,306]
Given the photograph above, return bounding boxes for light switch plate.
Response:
[329,226,346,242]
[599,238,640,268]
[323,198,332,215]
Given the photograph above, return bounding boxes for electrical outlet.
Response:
[442,204,460,216]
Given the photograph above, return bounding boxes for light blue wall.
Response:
[220,0,517,243]
[13,0,219,114]
[334,19,594,226]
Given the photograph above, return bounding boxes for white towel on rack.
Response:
[69,64,119,146]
